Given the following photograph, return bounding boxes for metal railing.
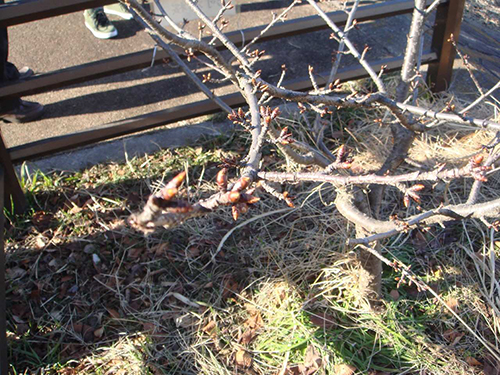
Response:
[0,0,466,372]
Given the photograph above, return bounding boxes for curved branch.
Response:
[335,190,500,240]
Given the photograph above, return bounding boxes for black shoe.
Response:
[18,67,34,80]
[0,100,44,123]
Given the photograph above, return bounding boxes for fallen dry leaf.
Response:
[239,328,257,345]
[235,349,252,368]
[93,327,104,338]
[304,345,322,373]
[128,247,143,259]
[12,315,25,324]
[142,322,156,334]
[309,312,336,330]
[6,267,27,280]
[222,276,239,299]
[333,363,356,375]
[445,297,459,314]
[465,356,482,366]
[442,329,464,345]
[149,242,169,257]
[72,323,94,342]
[244,310,263,330]
[106,307,121,319]
[411,230,428,251]
[69,204,83,214]
[484,356,500,375]
[35,235,48,250]
[202,321,217,335]
[31,211,53,231]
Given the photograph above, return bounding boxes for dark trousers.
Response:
[0,0,21,113]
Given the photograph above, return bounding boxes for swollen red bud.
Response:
[473,154,484,165]
[241,194,260,204]
[283,191,295,208]
[228,191,241,203]
[411,184,425,192]
[216,168,228,191]
[166,171,186,189]
[232,205,240,221]
[231,176,251,192]
[238,107,245,118]
[403,195,410,208]
[162,187,178,201]
[271,107,281,120]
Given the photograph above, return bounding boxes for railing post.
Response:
[427,0,466,92]
[0,132,26,214]
[0,166,7,375]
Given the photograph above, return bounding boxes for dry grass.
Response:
[5,77,500,374]
[5,15,500,373]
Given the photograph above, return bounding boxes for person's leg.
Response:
[0,24,44,123]
[0,27,20,114]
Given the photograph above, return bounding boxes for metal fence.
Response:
[0,0,466,372]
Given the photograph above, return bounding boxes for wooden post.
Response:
[0,132,26,214]
[427,0,466,92]
[0,166,7,375]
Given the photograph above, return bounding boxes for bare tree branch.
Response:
[240,0,301,55]
[335,190,500,239]
[153,0,195,39]
[327,0,361,86]
[132,14,232,114]
[126,0,238,85]
[258,81,500,131]
[183,0,253,74]
[305,0,387,94]
[257,158,490,187]
[396,0,426,102]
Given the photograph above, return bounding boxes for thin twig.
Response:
[305,0,387,94]
[153,0,194,38]
[133,13,232,114]
[327,0,360,86]
[183,0,253,74]
[240,0,301,55]
[425,0,442,15]
[126,0,238,86]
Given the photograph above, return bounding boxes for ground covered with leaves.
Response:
[5,80,500,375]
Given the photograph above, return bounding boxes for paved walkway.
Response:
[1,0,499,171]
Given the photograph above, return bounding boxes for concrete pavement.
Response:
[1,0,498,172]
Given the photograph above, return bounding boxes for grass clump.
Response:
[4,94,500,374]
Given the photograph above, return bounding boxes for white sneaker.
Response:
[84,8,118,39]
[104,3,134,20]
